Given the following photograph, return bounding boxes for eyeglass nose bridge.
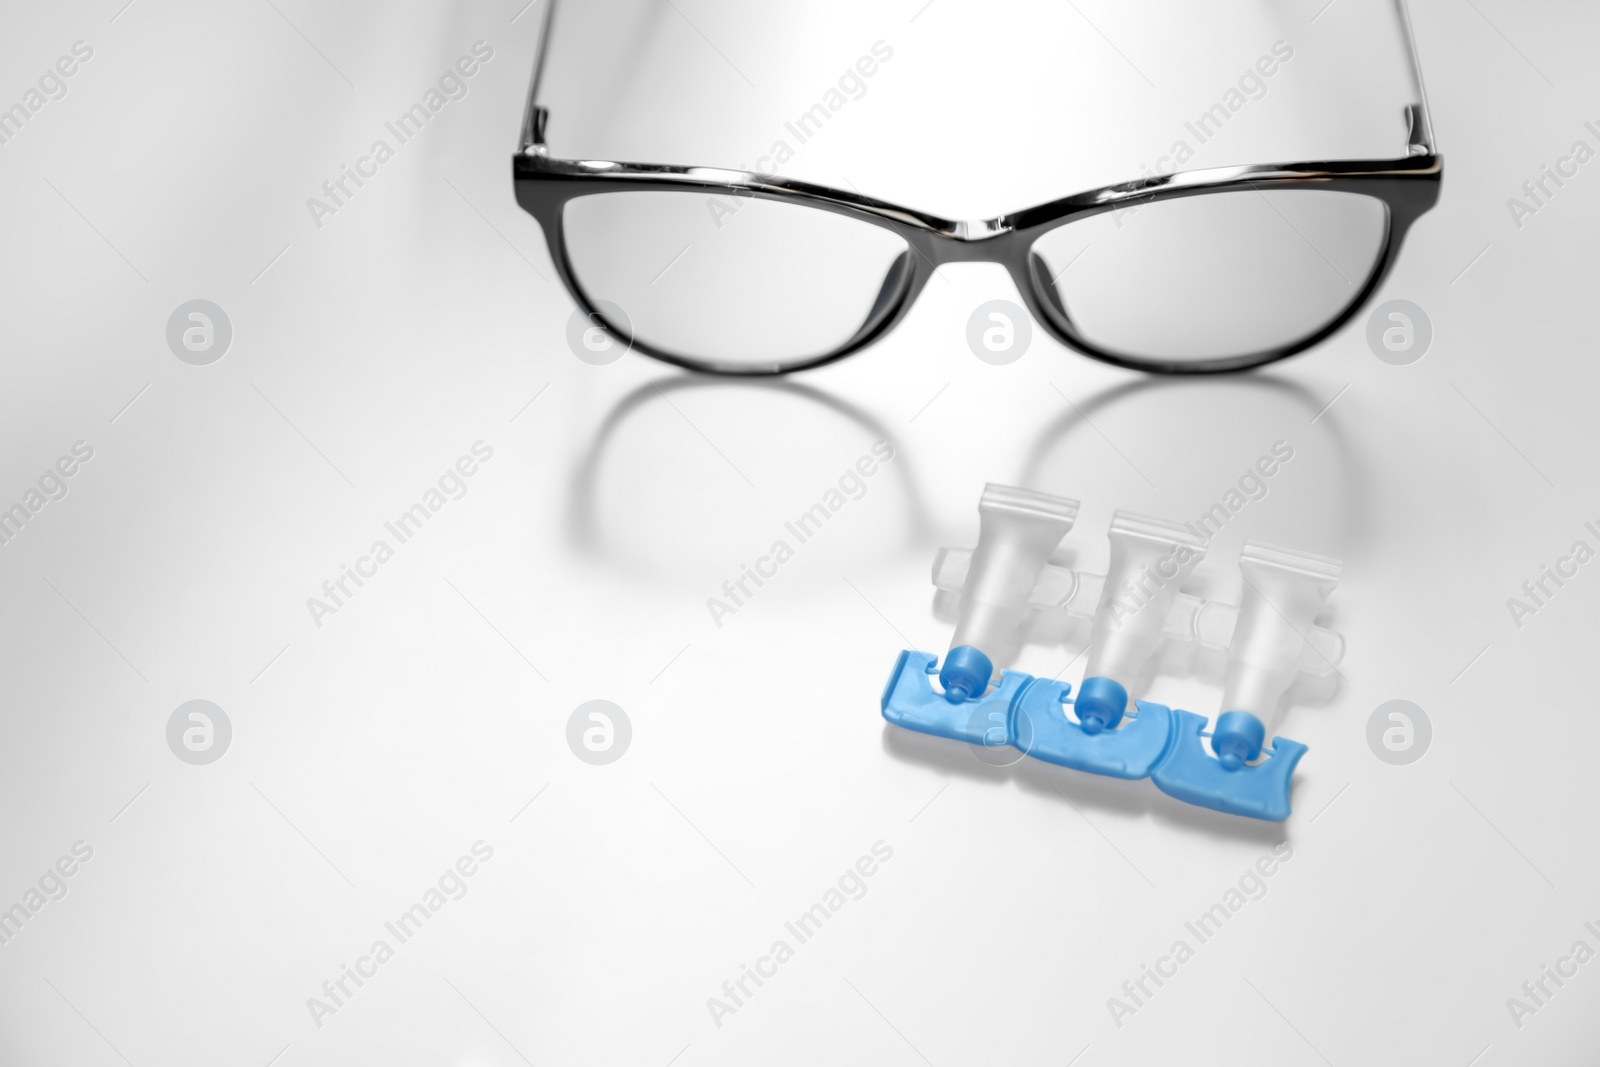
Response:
[906,218,1021,266]
[889,225,1080,356]
[900,223,1068,317]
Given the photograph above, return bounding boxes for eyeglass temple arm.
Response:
[1395,0,1436,155]
[518,0,1436,158]
[518,0,560,155]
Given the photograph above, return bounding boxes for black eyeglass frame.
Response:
[514,1,1442,377]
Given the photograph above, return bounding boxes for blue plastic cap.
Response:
[1075,676,1128,734]
[938,646,994,704]
[1213,711,1265,771]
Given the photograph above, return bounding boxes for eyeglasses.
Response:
[515,1,1441,377]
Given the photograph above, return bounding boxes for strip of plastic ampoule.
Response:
[938,484,1078,702]
[931,550,1344,676]
[1151,541,1342,821]
[1210,541,1342,763]
[1072,512,1207,732]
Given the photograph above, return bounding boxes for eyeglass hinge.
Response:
[521,106,550,156]
[1404,103,1433,156]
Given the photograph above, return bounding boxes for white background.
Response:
[0,1,1596,1064]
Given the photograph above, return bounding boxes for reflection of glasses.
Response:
[515,1,1441,377]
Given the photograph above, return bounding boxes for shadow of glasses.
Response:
[565,375,935,579]
[1019,371,1369,556]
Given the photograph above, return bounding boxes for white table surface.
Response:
[1,1,1596,1064]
